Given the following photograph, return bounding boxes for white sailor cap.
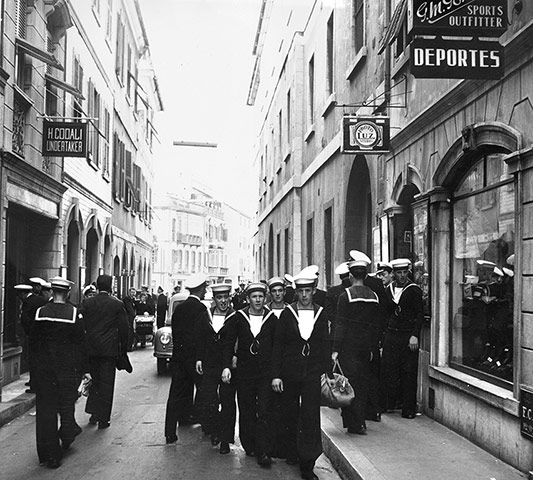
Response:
[506,254,515,266]
[246,282,267,295]
[29,277,46,286]
[502,267,514,278]
[41,281,52,290]
[293,267,318,288]
[184,273,207,290]
[14,284,33,291]
[211,282,232,294]
[376,262,393,274]
[299,265,319,278]
[390,258,412,270]
[82,284,96,295]
[493,267,504,277]
[49,276,74,290]
[334,262,350,276]
[267,277,285,289]
[348,251,371,269]
[476,259,497,269]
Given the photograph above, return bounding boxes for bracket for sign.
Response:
[37,115,98,121]
[335,74,409,110]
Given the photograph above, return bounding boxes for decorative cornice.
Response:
[62,173,113,212]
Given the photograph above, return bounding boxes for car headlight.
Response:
[160,333,171,345]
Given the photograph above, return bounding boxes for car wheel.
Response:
[157,358,167,375]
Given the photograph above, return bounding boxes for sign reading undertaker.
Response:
[408,0,507,37]
[42,120,88,158]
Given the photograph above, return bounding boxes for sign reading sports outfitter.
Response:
[341,116,390,154]
[408,0,507,37]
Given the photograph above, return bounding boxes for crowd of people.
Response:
[13,250,424,479]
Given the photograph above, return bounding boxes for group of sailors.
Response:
[164,250,425,480]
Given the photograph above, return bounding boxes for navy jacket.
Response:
[171,295,207,361]
[384,281,425,338]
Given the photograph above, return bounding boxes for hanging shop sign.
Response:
[341,116,390,154]
[520,389,533,440]
[408,0,507,37]
[411,37,503,79]
[42,120,88,157]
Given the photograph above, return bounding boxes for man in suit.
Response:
[80,274,129,429]
[164,273,208,444]
[156,286,168,329]
[122,287,137,351]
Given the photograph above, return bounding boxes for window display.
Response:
[451,154,514,385]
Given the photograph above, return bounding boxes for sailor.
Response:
[332,254,383,434]
[381,258,424,418]
[267,276,288,318]
[324,262,352,336]
[31,277,90,469]
[272,268,332,480]
[222,282,276,467]
[195,282,237,454]
[376,262,394,287]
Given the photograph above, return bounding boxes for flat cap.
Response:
[184,273,207,290]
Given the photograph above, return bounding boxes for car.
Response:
[153,291,189,374]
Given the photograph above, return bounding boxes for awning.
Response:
[45,73,84,100]
[378,0,407,55]
[16,38,63,71]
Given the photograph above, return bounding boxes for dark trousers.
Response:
[236,376,273,456]
[196,371,236,443]
[164,358,198,437]
[85,356,117,423]
[280,378,322,474]
[366,351,382,418]
[339,353,372,431]
[382,331,419,415]
[34,368,81,463]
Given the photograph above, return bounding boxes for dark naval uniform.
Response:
[195,306,237,444]
[382,280,424,417]
[272,303,331,475]
[334,285,382,432]
[31,302,87,465]
[165,294,207,437]
[223,306,276,458]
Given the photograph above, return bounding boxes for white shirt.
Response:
[297,309,317,341]
[393,286,404,304]
[271,308,284,319]
[211,314,225,334]
[248,313,264,337]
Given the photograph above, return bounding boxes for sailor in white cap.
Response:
[271,267,332,480]
[194,282,237,454]
[267,277,288,318]
[165,273,208,444]
[376,262,393,287]
[324,262,352,335]
[381,258,424,419]
[297,265,327,307]
[283,273,296,304]
[31,277,90,468]
[221,281,277,466]
[332,256,383,434]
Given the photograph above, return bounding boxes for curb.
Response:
[0,393,35,428]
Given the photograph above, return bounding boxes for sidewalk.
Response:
[321,407,527,480]
[0,373,35,428]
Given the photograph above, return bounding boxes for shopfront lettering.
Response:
[42,120,87,157]
[413,46,500,68]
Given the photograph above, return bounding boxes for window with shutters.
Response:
[326,13,334,95]
[15,0,27,39]
[105,0,113,42]
[102,108,110,179]
[72,55,84,118]
[308,55,315,125]
[352,0,364,53]
[115,15,125,85]
[126,44,132,100]
[124,150,132,209]
[87,79,101,167]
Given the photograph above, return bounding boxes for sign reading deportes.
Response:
[408,0,508,37]
[42,120,88,157]
[341,116,390,154]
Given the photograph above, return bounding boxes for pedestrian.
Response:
[195,283,237,454]
[156,286,168,329]
[135,291,155,348]
[381,258,425,418]
[221,282,276,467]
[331,253,383,435]
[164,273,208,444]
[80,274,129,429]
[266,276,288,318]
[376,262,393,287]
[272,268,332,480]
[82,284,97,299]
[324,262,352,336]
[31,277,90,469]
[122,287,137,351]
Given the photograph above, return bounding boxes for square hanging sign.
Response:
[341,116,390,154]
[42,120,88,157]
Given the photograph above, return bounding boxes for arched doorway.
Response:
[345,155,372,257]
[103,232,112,275]
[66,218,81,299]
[113,255,121,297]
[86,228,99,286]
[268,224,274,278]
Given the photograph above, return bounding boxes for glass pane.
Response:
[455,161,484,196]
[451,183,515,384]
[486,153,511,185]
[412,203,430,316]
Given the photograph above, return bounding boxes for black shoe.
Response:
[210,434,220,446]
[347,427,367,435]
[98,421,110,429]
[47,458,61,469]
[166,435,178,444]
[219,442,230,454]
[257,454,273,467]
[301,471,318,480]
[401,412,417,419]
[88,414,98,425]
[286,457,298,465]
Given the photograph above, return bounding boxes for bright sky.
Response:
[139,0,262,216]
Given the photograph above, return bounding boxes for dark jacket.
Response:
[122,295,136,321]
[313,288,327,307]
[135,300,155,316]
[384,281,425,338]
[20,293,48,334]
[325,282,350,336]
[223,307,276,379]
[156,293,168,325]
[271,303,331,382]
[196,307,236,373]
[79,292,129,357]
[171,295,207,361]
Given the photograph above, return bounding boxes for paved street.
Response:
[0,347,340,480]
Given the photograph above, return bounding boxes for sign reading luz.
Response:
[42,121,87,157]
[341,116,390,154]
[408,0,507,37]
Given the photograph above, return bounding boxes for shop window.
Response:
[450,153,515,387]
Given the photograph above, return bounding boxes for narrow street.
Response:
[0,347,340,480]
